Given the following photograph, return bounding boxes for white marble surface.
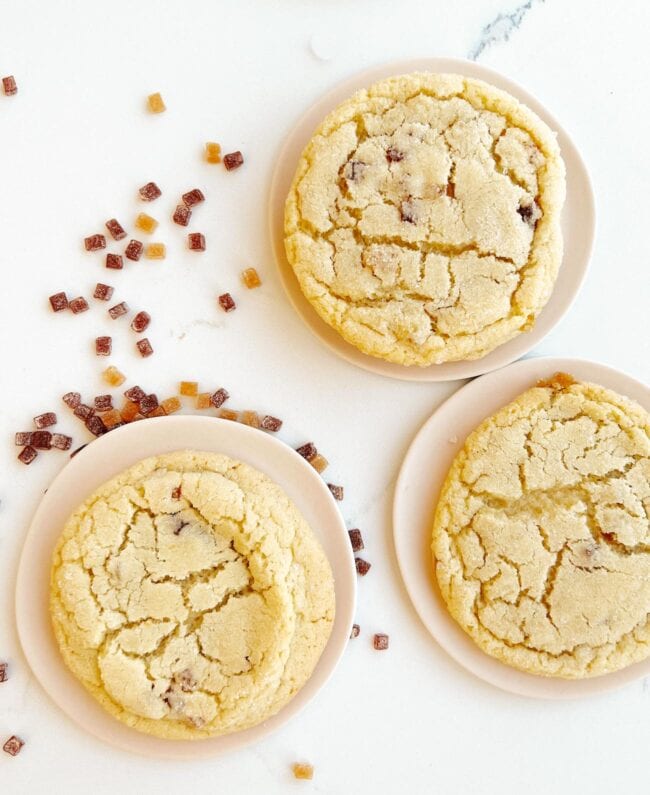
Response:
[0,1,648,792]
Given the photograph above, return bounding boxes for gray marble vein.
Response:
[469,0,544,61]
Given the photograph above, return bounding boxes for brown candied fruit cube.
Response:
[0,662,7,682]
[124,385,146,403]
[34,412,57,429]
[187,232,206,251]
[182,188,205,207]
[49,292,68,312]
[260,415,282,432]
[310,453,328,473]
[131,311,151,333]
[52,433,72,451]
[179,381,198,397]
[205,142,221,163]
[145,243,165,260]
[18,446,37,465]
[120,400,140,422]
[296,442,317,461]
[196,392,211,409]
[135,212,158,234]
[355,558,371,576]
[69,296,89,314]
[93,283,114,301]
[161,396,181,414]
[136,338,154,357]
[219,409,238,421]
[218,292,236,312]
[2,76,18,96]
[95,336,112,356]
[84,234,106,252]
[147,92,166,113]
[139,181,161,201]
[62,391,81,408]
[125,239,144,262]
[15,432,31,446]
[3,735,24,756]
[106,253,123,270]
[223,151,244,171]
[139,393,159,415]
[241,267,261,289]
[108,301,128,319]
[74,403,94,420]
[210,388,229,408]
[102,365,126,387]
[350,624,360,639]
[240,410,260,428]
[328,483,344,501]
[86,414,107,436]
[348,528,364,552]
[292,763,313,781]
[373,633,389,651]
[105,218,127,241]
[94,394,113,411]
[172,204,192,226]
[31,431,52,450]
[101,408,123,428]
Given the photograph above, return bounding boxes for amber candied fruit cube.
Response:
[136,338,154,357]
[103,365,126,387]
[210,388,229,408]
[348,528,364,552]
[52,433,72,451]
[373,633,389,651]
[93,283,114,301]
[108,301,128,319]
[241,268,261,289]
[49,292,68,312]
[240,410,260,428]
[218,293,236,313]
[260,415,282,432]
[31,431,52,449]
[62,391,81,408]
[94,394,113,411]
[161,396,181,414]
[15,432,31,446]
[69,296,89,314]
[296,442,317,461]
[2,76,18,96]
[131,311,151,333]
[145,243,165,260]
[310,453,328,473]
[187,232,206,251]
[219,409,238,421]
[139,182,161,201]
[139,394,159,415]
[120,400,140,422]
[100,408,122,428]
[18,446,37,465]
[223,151,244,171]
[84,234,106,251]
[95,336,112,356]
[86,414,107,436]
[105,219,127,241]
[135,213,158,234]
[124,385,146,403]
[147,92,166,113]
[179,381,198,397]
[182,188,205,207]
[327,483,344,501]
[292,764,313,781]
[34,412,57,429]
[205,142,221,163]
[148,406,166,418]
[106,253,123,270]
[125,239,144,261]
[196,392,211,409]
[172,205,192,226]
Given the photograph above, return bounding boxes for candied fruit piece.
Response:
[223,151,244,171]
[292,764,313,781]
[95,336,112,356]
[182,188,205,207]
[147,92,166,113]
[310,453,328,473]
[241,267,261,289]
[373,633,389,651]
[120,400,140,422]
[537,371,577,390]
[240,410,260,428]
[145,243,165,260]
[105,218,127,241]
[136,338,154,357]
[196,393,211,409]
[355,558,371,576]
[0,662,7,682]
[106,253,123,270]
[348,528,364,552]
[350,624,360,639]
[139,394,158,415]
[210,388,229,408]
[94,394,113,411]
[260,415,282,432]
[15,432,31,446]
[49,292,68,312]
[2,76,18,96]
[328,483,344,500]
[73,403,94,420]
[179,381,198,397]
[34,412,57,429]
[108,301,128,319]
[139,181,161,201]
[148,406,166,418]
[31,430,52,449]
[124,385,146,403]
[296,442,317,461]
[125,239,144,261]
[205,142,221,163]
[218,292,236,312]
[219,409,238,421]
[103,365,126,387]
[84,234,106,252]
[3,735,25,756]
[18,446,37,465]
[135,212,158,234]
[187,232,205,251]
[86,414,107,436]
[172,204,192,226]
[131,311,151,333]
[62,391,81,408]
[100,408,122,428]
[161,396,181,414]
[93,283,114,301]
[52,433,72,451]
[69,297,89,314]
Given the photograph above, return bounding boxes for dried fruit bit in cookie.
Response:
[400,199,417,224]
[240,410,260,428]
[105,218,127,241]
[108,301,128,319]
[223,151,244,171]
[95,336,112,356]
[18,446,37,465]
[386,147,404,163]
[120,400,140,422]
[2,76,18,96]
[446,182,455,198]
[31,431,52,449]
[179,381,198,397]
[196,392,211,409]
[537,371,576,390]
[139,182,161,201]
[355,558,371,576]
[172,204,191,226]
[69,296,89,314]
[136,338,154,357]
[517,200,542,226]
[218,292,236,312]
[106,253,123,270]
[350,624,360,639]
[161,396,181,414]
[131,311,151,333]
[94,394,113,411]
[348,529,364,552]
[135,212,158,234]
[62,391,81,408]
[34,412,57,429]
[205,142,221,163]
[74,403,94,420]
[139,393,159,415]
[328,483,344,501]
[125,239,144,261]
[84,234,106,251]
[101,408,123,428]
[373,633,389,651]
[210,388,229,408]
[102,365,126,387]
[86,414,107,436]
[241,267,261,289]
[124,385,146,402]
[182,188,205,207]
[171,486,182,499]
[292,763,313,781]
[260,415,282,432]
[3,736,24,756]
[219,409,238,421]
[187,232,206,251]
[15,432,31,446]
[145,243,166,260]
[0,662,7,682]
[310,453,328,473]
[52,433,72,451]
[93,283,114,301]
[296,442,317,461]
[49,292,68,312]
[147,92,166,113]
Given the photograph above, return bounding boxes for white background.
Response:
[1,1,649,793]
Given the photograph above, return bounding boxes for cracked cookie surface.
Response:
[285,72,565,366]
[432,376,650,678]
[50,451,335,739]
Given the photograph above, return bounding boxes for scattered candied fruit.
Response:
[355,558,371,576]
[93,283,114,301]
[218,292,236,312]
[296,442,317,461]
[260,415,282,432]
[106,253,123,270]
[103,366,126,387]
[73,403,94,420]
[124,385,146,403]
[210,388,229,408]
[219,409,238,421]
[196,393,211,409]
[373,633,389,651]
[182,188,205,207]
[131,311,151,333]
[31,431,52,450]
[179,381,198,397]
[136,338,154,357]
[205,142,221,163]
[350,624,360,639]
[120,400,140,422]
[49,292,68,312]
[223,151,244,171]
[0,662,7,682]
[95,336,112,356]
[52,433,72,451]
[348,529,364,552]
[3,735,25,756]
[34,412,57,429]
[148,406,166,418]
[139,182,161,201]
[18,446,37,465]
[101,408,123,428]
[241,267,261,289]
[15,432,31,446]
[108,301,128,319]
[240,410,260,428]
[187,232,206,251]
[139,394,159,415]
[292,763,314,781]
[86,415,107,436]
[94,394,113,411]
[125,239,144,261]
[310,453,328,473]
[328,483,344,501]
[62,391,81,408]
[84,234,106,252]
[135,212,158,234]
[105,218,127,241]
[145,243,165,260]
[2,76,18,96]
[69,297,89,314]
[147,92,166,113]
[172,205,191,226]
[161,396,181,414]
